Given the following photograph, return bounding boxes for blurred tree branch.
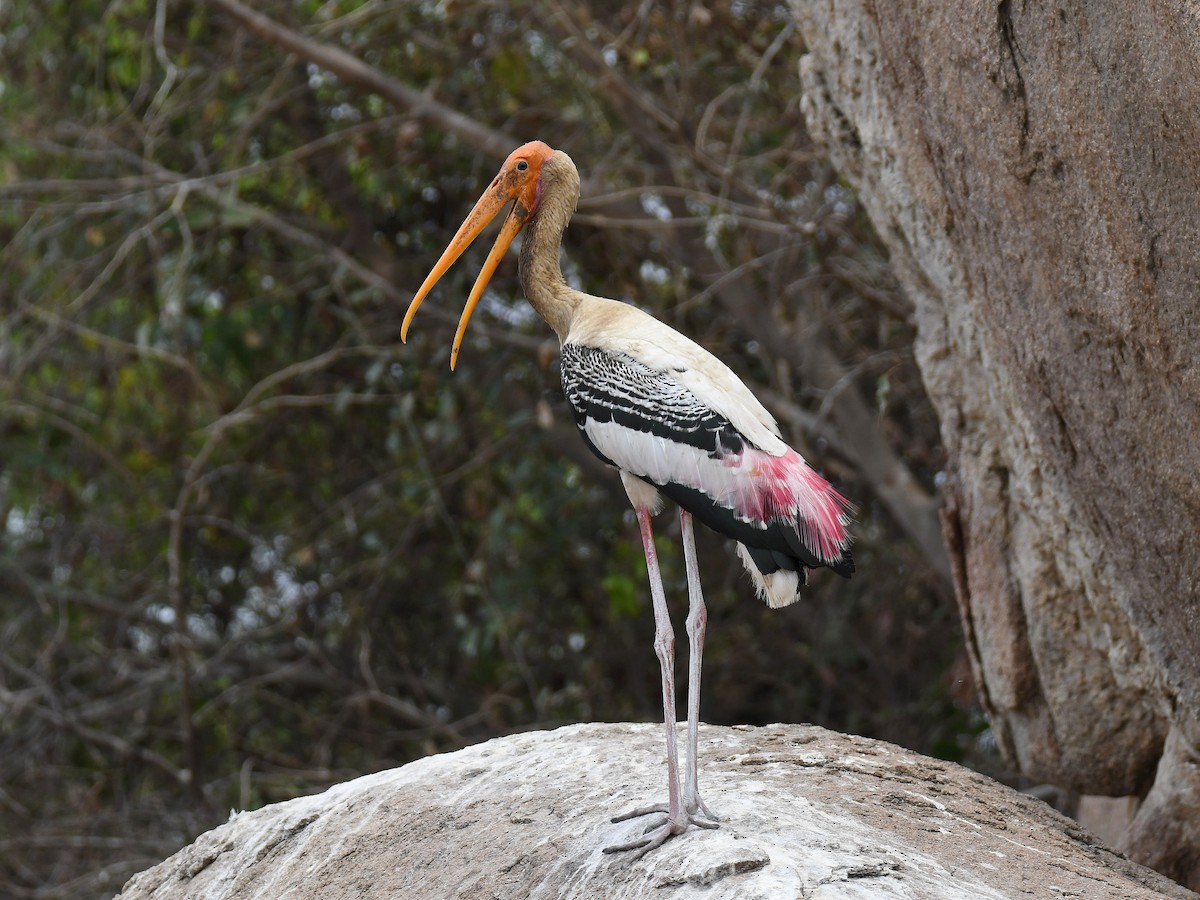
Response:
[200,0,518,159]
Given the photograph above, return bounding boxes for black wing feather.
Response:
[560,343,744,459]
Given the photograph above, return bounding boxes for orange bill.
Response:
[400,184,512,348]
[401,141,552,369]
[449,203,526,370]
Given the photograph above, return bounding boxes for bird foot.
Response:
[604,798,719,857]
[603,815,687,859]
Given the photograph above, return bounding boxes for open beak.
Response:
[401,143,549,370]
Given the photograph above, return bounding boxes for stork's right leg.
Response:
[604,505,689,858]
[680,509,718,825]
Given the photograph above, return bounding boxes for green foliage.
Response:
[0,1,963,896]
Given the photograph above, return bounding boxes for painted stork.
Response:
[402,141,854,857]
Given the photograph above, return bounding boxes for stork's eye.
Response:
[516,160,529,171]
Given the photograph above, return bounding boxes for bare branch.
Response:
[200,0,517,159]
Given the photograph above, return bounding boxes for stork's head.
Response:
[401,140,556,369]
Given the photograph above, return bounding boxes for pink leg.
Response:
[604,506,686,857]
[680,509,718,825]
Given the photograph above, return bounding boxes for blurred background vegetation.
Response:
[0,0,974,895]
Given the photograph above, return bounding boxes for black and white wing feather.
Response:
[560,343,747,464]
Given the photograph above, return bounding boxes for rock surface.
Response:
[792,0,1200,885]
[118,723,1192,899]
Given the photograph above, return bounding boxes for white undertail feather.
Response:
[736,544,801,608]
[619,470,664,515]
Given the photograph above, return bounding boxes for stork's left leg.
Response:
[604,505,685,857]
[605,506,716,858]
[680,509,718,825]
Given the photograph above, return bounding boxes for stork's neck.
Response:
[518,162,581,341]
